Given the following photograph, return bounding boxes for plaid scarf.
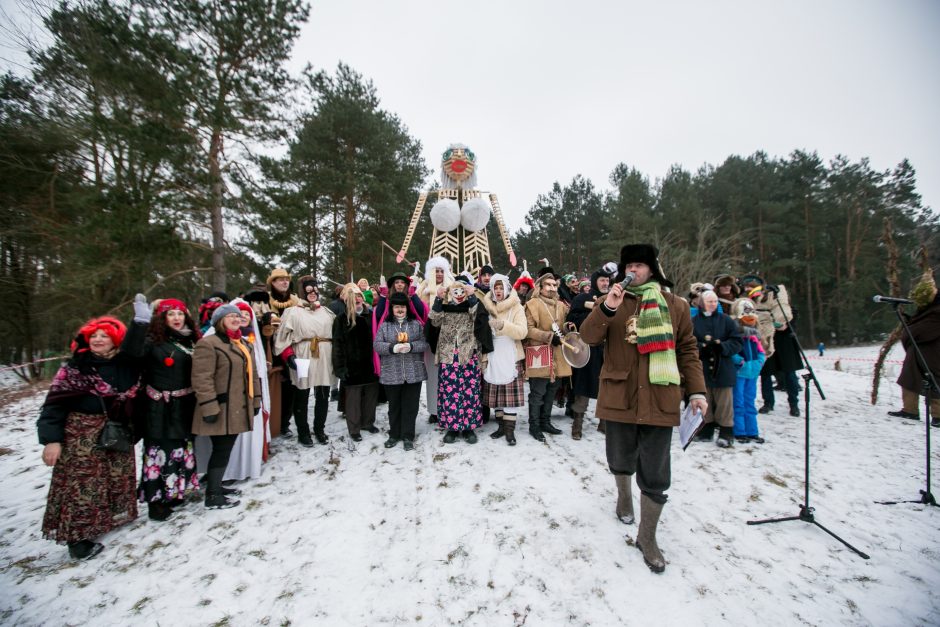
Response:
[626,282,680,385]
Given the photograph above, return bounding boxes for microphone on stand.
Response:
[872,295,914,305]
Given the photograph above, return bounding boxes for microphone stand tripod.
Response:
[747,292,870,559]
[876,302,939,507]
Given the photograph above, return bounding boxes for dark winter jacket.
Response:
[138,328,198,440]
[567,272,609,399]
[693,311,744,388]
[373,318,429,385]
[332,308,379,386]
[579,289,705,427]
[37,321,147,445]
[558,284,575,306]
[897,294,940,399]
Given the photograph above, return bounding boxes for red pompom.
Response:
[164,357,175,367]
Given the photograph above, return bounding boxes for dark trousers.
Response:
[760,370,799,409]
[605,421,673,504]
[345,382,379,435]
[528,377,560,422]
[281,377,296,433]
[293,385,330,440]
[206,434,238,495]
[385,382,422,441]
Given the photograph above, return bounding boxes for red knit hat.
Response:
[72,316,127,352]
[235,302,254,319]
[155,298,188,316]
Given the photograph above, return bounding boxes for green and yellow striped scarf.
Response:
[626,282,680,385]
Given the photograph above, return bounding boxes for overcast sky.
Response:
[1,0,937,236]
[290,0,940,233]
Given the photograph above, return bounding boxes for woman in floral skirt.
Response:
[137,298,201,521]
[429,277,492,444]
[37,296,150,560]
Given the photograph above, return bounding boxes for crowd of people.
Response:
[36,241,939,573]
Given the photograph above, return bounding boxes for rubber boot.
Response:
[572,412,584,440]
[504,420,517,446]
[636,494,666,573]
[490,418,505,440]
[615,474,634,524]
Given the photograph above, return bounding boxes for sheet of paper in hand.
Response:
[679,404,704,450]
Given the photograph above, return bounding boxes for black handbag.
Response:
[96,420,133,453]
[95,395,133,453]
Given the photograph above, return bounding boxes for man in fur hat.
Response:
[580,243,707,574]
[524,269,570,441]
[714,274,741,314]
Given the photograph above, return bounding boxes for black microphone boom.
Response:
[873,295,914,305]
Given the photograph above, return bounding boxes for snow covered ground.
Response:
[1,344,938,626]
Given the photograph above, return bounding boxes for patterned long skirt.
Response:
[42,412,138,544]
[482,361,526,409]
[438,350,482,432]
[138,438,200,504]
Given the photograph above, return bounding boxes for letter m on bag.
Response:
[525,344,552,370]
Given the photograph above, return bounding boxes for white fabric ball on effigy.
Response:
[460,196,491,232]
[430,198,460,232]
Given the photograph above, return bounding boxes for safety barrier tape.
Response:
[809,356,903,365]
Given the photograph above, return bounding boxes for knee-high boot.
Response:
[528,404,545,442]
[636,494,665,573]
[572,412,584,440]
[614,474,634,524]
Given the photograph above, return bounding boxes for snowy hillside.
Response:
[1,344,938,626]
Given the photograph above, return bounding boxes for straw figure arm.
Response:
[397,192,429,263]
[489,193,517,267]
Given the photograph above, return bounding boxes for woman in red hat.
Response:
[137,298,201,521]
[37,295,151,560]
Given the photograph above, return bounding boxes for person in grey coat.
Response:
[373,292,429,450]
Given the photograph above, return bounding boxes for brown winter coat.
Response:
[897,297,940,399]
[525,294,572,379]
[579,290,705,427]
[191,334,262,436]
